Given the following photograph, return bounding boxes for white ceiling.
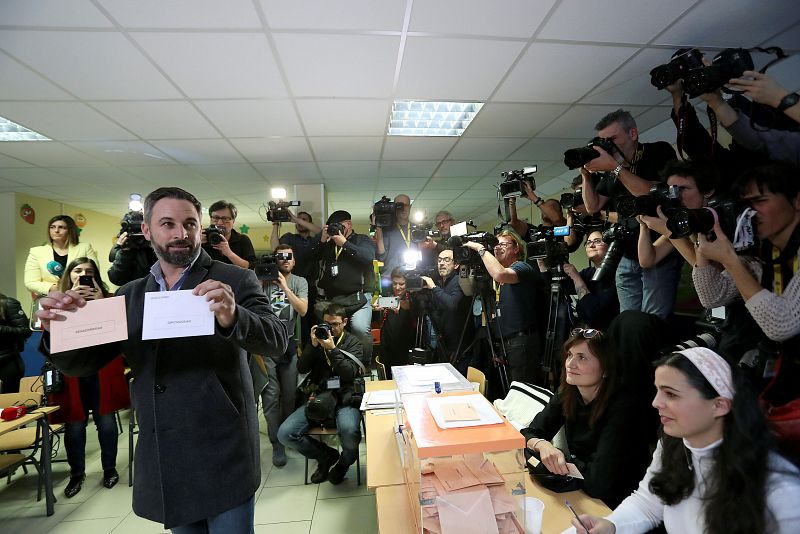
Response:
[1,0,799,227]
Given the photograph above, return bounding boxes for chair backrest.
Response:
[375,355,387,381]
[0,391,43,409]
[19,376,43,394]
[466,366,487,396]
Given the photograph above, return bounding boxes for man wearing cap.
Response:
[307,210,376,363]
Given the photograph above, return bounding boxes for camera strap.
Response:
[396,224,411,248]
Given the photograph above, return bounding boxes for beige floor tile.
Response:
[110,511,169,534]
[254,520,312,534]
[255,484,319,524]
[262,457,308,487]
[309,494,377,534]
[49,516,126,534]
[0,501,82,533]
[316,463,371,499]
[62,481,133,521]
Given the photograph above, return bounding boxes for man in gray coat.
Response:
[37,187,288,533]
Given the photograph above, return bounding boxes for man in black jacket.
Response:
[278,303,364,485]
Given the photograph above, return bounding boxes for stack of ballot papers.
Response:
[419,454,523,534]
[359,389,400,411]
[426,394,504,429]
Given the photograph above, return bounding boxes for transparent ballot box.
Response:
[392,363,474,396]
[399,390,528,534]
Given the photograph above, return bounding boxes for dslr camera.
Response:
[564,137,618,170]
[203,225,224,246]
[253,254,279,282]
[404,267,438,292]
[649,48,704,90]
[119,210,148,249]
[591,224,633,282]
[327,221,345,237]
[373,196,402,227]
[683,48,754,98]
[314,322,333,340]
[498,166,537,199]
[560,187,584,211]
[526,225,570,270]
[665,198,741,241]
[267,200,301,223]
[410,223,439,243]
[447,232,499,267]
[616,183,682,220]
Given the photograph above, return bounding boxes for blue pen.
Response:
[565,500,590,532]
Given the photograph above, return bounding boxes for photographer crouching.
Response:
[463,230,546,385]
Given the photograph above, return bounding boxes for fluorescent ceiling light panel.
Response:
[388,100,483,137]
[0,116,50,141]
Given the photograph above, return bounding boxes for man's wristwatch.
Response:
[611,164,623,178]
[478,248,487,257]
[777,92,800,112]
[534,198,545,207]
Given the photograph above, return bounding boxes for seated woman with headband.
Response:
[567,347,800,534]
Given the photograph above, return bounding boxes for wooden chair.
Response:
[375,355,388,381]
[19,376,43,394]
[304,426,361,486]
[0,392,47,498]
[467,366,487,396]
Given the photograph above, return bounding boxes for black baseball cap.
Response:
[327,210,352,224]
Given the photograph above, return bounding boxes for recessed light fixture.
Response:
[0,116,50,141]
[388,100,483,137]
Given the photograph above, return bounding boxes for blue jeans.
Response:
[260,349,299,445]
[278,404,362,467]
[171,495,255,534]
[615,253,683,320]
[348,293,373,364]
[64,413,119,476]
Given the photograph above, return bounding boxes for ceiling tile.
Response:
[188,163,264,182]
[409,0,556,38]
[150,140,245,165]
[767,22,800,50]
[464,103,569,137]
[0,141,107,167]
[0,153,33,167]
[446,138,527,161]
[133,32,287,98]
[0,102,137,141]
[196,100,303,137]
[91,101,220,139]
[47,166,139,185]
[260,0,406,31]
[231,138,312,163]
[396,37,526,101]
[654,0,800,48]
[319,161,379,180]
[377,177,430,189]
[0,54,72,100]
[274,34,399,98]
[539,0,696,43]
[66,141,172,165]
[0,167,78,186]
[296,99,390,136]
[424,176,480,190]
[0,1,112,27]
[433,161,496,178]
[495,43,638,103]
[382,137,456,160]
[378,161,438,178]
[581,48,679,106]
[309,137,383,161]
[509,137,588,161]
[632,107,674,134]
[100,0,261,29]
[124,164,204,184]
[0,31,181,100]
[254,162,322,182]
[537,105,649,138]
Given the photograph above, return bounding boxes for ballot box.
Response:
[392,363,475,396]
[398,390,528,534]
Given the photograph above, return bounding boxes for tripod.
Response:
[541,265,574,391]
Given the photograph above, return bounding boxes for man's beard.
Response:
[152,238,201,267]
[296,224,309,235]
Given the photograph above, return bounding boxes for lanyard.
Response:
[334,245,343,261]
[397,224,411,248]
[772,246,799,296]
[323,331,346,368]
[493,280,502,303]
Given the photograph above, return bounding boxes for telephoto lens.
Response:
[314,323,332,340]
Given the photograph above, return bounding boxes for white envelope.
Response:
[142,290,215,340]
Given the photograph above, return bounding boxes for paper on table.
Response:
[442,402,480,422]
[50,296,128,353]
[359,389,399,410]
[404,364,460,385]
[437,486,499,534]
[427,394,503,429]
[526,456,584,479]
[142,290,215,340]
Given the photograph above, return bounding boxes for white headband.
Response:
[679,347,735,400]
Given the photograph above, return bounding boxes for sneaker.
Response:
[103,468,119,489]
[310,447,339,484]
[64,474,85,498]
[272,444,287,468]
[327,460,348,485]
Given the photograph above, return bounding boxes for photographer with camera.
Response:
[278,303,364,486]
[270,210,321,282]
[308,210,376,363]
[372,267,415,378]
[375,194,414,286]
[578,109,679,318]
[107,220,158,286]
[202,200,256,269]
[255,244,308,467]
[508,181,567,239]
[464,230,545,384]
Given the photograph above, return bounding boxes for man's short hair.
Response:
[323,303,347,320]
[595,109,637,133]
[144,187,202,224]
[496,229,526,261]
[660,159,719,195]
[435,210,455,222]
[275,243,293,254]
[390,266,405,280]
[297,211,313,223]
[733,163,800,202]
[208,200,237,220]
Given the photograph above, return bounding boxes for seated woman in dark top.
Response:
[521,328,652,507]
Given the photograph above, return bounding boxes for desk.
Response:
[0,406,58,516]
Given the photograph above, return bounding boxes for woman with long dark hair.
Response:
[522,329,652,507]
[569,348,800,534]
[49,257,129,498]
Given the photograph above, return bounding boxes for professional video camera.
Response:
[649,48,704,90]
[203,225,224,246]
[563,137,618,170]
[616,184,681,220]
[267,200,301,223]
[404,267,438,292]
[314,323,332,340]
[592,224,633,282]
[665,198,742,241]
[118,210,148,249]
[560,187,584,210]
[253,253,288,282]
[373,196,402,227]
[498,166,537,199]
[683,48,754,98]
[526,225,570,270]
[447,233,499,266]
[410,223,440,243]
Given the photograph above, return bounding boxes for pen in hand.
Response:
[565,500,590,533]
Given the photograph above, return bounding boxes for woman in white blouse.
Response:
[567,347,800,534]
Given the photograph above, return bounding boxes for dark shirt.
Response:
[378,224,412,277]
[298,330,364,402]
[430,272,471,359]
[308,232,376,298]
[203,229,256,268]
[574,266,619,331]
[379,298,416,375]
[521,390,652,508]
[279,232,317,283]
[108,246,158,286]
[494,261,546,337]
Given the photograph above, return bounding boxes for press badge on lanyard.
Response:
[330,263,338,277]
[327,377,341,389]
